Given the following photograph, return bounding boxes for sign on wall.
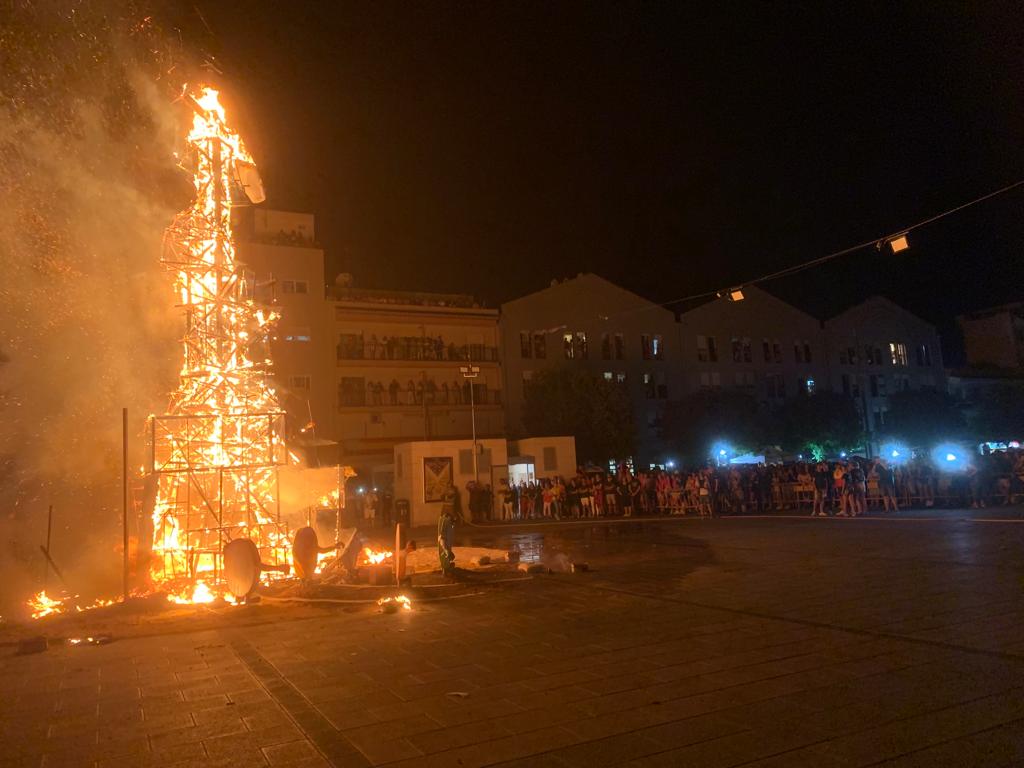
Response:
[423,457,453,502]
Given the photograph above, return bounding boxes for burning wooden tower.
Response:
[148,87,290,593]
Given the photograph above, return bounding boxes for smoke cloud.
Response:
[0,1,197,602]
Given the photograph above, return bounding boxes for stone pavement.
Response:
[3,514,1024,767]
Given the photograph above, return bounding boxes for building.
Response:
[823,296,945,438]
[392,435,575,525]
[332,285,504,476]
[957,303,1024,370]
[235,208,335,460]
[675,285,826,407]
[500,274,681,465]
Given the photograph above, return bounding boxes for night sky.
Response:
[179,1,1024,353]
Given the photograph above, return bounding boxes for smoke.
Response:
[0,1,199,597]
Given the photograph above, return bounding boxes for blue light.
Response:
[932,443,968,471]
[666,460,676,469]
[880,442,909,463]
[719,449,727,456]
[840,451,847,458]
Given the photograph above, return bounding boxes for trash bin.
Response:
[395,499,410,527]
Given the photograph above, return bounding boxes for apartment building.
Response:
[675,285,826,408]
[332,286,505,471]
[500,273,682,464]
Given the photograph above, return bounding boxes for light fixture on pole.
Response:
[460,365,481,484]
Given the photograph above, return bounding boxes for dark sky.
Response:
[180,1,1023,345]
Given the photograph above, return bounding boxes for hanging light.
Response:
[719,287,745,302]
[885,233,909,253]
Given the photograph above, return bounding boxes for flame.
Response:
[166,581,219,605]
[360,547,393,566]
[26,592,116,620]
[28,591,64,619]
[377,595,412,611]
[148,85,291,596]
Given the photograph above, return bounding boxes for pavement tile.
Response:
[261,740,321,766]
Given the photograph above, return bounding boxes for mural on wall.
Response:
[423,457,453,502]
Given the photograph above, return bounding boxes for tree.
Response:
[884,389,966,448]
[775,392,863,458]
[522,369,634,463]
[659,389,766,465]
[965,384,1024,442]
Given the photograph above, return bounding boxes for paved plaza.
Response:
[4,513,1024,767]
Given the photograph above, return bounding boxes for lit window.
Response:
[603,371,613,381]
[288,375,311,390]
[889,342,908,366]
[563,333,574,359]
[615,372,627,384]
[805,378,816,395]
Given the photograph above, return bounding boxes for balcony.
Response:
[339,382,502,409]
[336,337,499,364]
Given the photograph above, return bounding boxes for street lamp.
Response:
[460,365,480,483]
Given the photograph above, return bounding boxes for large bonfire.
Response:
[147,86,291,603]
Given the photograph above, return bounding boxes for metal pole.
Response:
[122,407,129,602]
[470,379,478,484]
[44,504,53,590]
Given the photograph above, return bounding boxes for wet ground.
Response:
[3,512,1024,767]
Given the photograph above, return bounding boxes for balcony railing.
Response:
[339,387,503,408]
[336,338,499,363]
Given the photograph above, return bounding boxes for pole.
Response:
[470,379,478,484]
[43,504,53,589]
[122,407,129,602]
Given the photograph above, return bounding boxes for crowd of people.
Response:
[336,333,498,362]
[341,377,496,407]
[481,451,1024,521]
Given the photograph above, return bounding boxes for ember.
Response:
[377,595,412,612]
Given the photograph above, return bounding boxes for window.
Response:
[519,332,532,358]
[773,341,782,363]
[699,371,721,389]
[459,449,473,475]
[284,327,311,342]
[543,446,558,471]
[735,372,755,388]
[614,333,625,360]
[601,334,612,360]
[615,372,627,384]
[532,333,546,359]
[564,331,587,359]
[281,279,309,294]
[521,370,533,397]
[865,346,875,366]
[870,375,878,397]
[916,344,932,367]
[841,374,850,395]
[762,339,771,362]
[794,341,812,363]
[641,334,664,360]
[877,376,887,396]
[890,342,908,366]
[803,378,816,395]
[697,335,718,362]
[794,343,803,363]
[803,343,812,363]
[766,373,786,399]
[603,371,613,381]
[288,375,311,390]
[643,372,656,399]
[845,346,858,365]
